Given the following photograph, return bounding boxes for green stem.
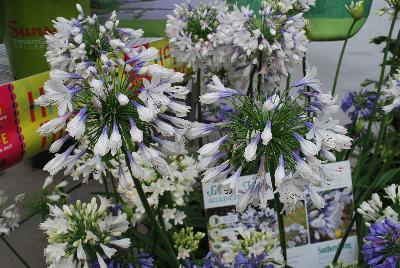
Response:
[0,236,31,268]
[121,144,179,268]
[331,19,357,96]
[332,214,357,264]
[354,9,398,181]
[266,158,287,264]
[196,68,202,123]
[256,50,263,98]
[285,75,291,92]
[110,174,121,203]
[367,28,400,168]
[102,175,110,194]
[196,68,203,147]
[247,64,256,99]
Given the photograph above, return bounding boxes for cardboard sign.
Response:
[202,161,357,267]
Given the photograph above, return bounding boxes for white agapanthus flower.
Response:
[382,69,400,113]
[199,66,351,214]
[0,191,24,235]
[40,197,131,268]
[358,184,400,225]
[36,6,191,183]
[44,5,143,75]
[215,0,313,88]
[166,0,229,69]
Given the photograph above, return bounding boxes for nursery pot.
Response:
[230,0,373,41]
[3,0,90,79]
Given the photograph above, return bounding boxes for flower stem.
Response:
[121,144,179,267]
[110,174,121,203]
[367,27,400,169]
[332,214,357,264]
[196,68,203,147]
[247,64,256,99]
[256,50,264,98]
[102,175,110,194]
[331,19,357,96]
[196,68,202,124]
[266,158,287,264]
[0,236,31,268]
[354,9,399,181]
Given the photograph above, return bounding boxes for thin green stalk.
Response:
[303,55,312,118]
[256,50,264,98]
[285,75,291,92]
[0,236,31,268]
[121,142,179,267]
[247,64,256,99]
[367,27,400,168]
[110,175,121,203]
[332,214,357,264]
[102,175,110,194]
[196,68,202,124]
[331,19,357,96]
[266,158,287,264]
[189,73,198,122]
[353,9,399,181]
[196,69,203,147]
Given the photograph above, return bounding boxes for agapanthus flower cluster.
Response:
[36,5,191,185]
[382,70,400,113]
[166,0,229,69]
[215,0,313,87]
[40,197,131,268]
[307,188,353,242]
[357,184,400,225]
[45,5,143,74]
[173,227,205,260]
[115,153,199,226]
[198,66,351,214]
[0,190,24,235]
[341,88,376,120]
[362,218,400,268]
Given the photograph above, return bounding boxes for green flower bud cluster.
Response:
[173,227,205,255]
[345,0,365,20]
